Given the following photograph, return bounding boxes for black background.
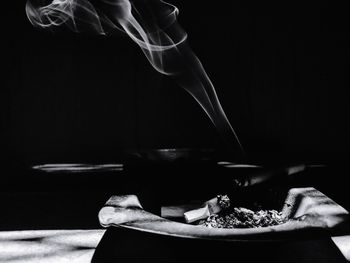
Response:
[1,0,349,167]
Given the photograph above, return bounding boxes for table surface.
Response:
[0,229,105,263]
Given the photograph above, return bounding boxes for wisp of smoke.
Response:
[26,0,244,154]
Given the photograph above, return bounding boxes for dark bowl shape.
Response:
[122,148,245,165]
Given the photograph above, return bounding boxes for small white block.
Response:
[184,205,210,223]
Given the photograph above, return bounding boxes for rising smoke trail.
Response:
[26,0,244,154]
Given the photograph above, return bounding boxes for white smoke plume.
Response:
[26,0,244,153]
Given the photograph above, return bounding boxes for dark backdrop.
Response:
[1,0,349,166]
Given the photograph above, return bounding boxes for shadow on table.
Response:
[92,227,348,263]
